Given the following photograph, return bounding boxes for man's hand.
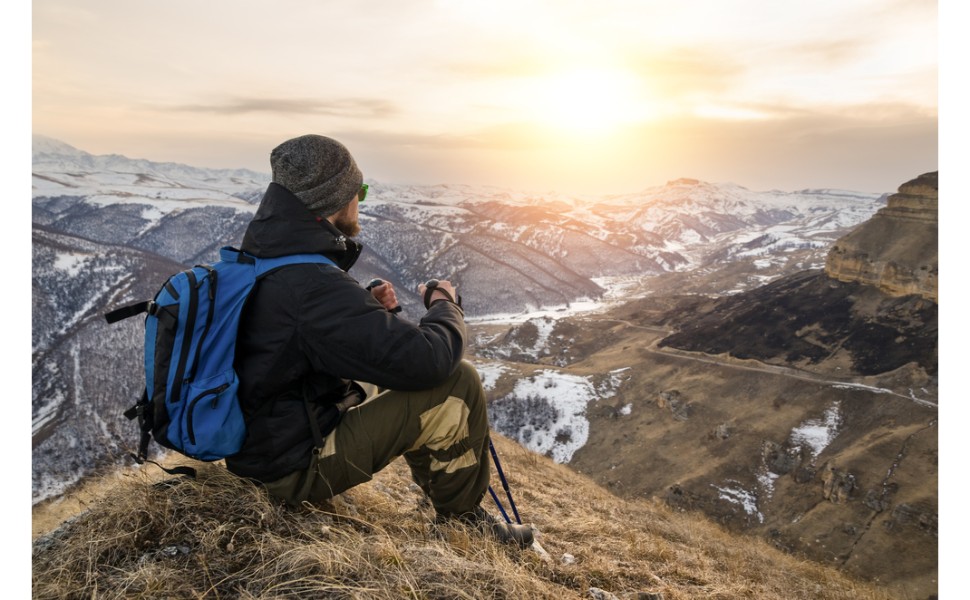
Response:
[367,279,400,312]
[418,280,459,308]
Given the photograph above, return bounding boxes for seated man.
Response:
[225,134,532,547]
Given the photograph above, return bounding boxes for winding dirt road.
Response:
[592,318,938,408]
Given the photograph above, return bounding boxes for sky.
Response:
[29,0,939,195]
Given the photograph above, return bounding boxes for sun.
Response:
[531,67,648,135]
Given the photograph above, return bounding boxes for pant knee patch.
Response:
[409,396,478,472]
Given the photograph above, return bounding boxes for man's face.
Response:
[331,197,360,237]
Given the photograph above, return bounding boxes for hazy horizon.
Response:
[32,0,938,196]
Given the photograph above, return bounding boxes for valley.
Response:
[470,283,937,599]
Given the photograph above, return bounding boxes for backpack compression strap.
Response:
[104,300,153,324]
[123,391,199,477]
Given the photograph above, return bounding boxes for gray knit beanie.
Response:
[270,134,363,217]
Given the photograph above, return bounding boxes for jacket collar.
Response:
[240,183,362,271]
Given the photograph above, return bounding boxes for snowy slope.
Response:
[31,137,887,504]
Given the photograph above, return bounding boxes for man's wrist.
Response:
[423,279,456,308]
[429,290,452,305]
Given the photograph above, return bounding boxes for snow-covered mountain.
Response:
[32,136,887,315]
[31,136,886,503]
[32,135,268,202]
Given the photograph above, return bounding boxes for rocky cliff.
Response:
[825,172,938,302]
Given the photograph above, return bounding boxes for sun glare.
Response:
[531,67,649,135]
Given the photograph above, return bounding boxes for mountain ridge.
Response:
[30,139,933,596]
[32,134,269,188]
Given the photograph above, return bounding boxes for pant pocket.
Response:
[307,433,375,502]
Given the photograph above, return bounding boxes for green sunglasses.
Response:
[359,183,369,202]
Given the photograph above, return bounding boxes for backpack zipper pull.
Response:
[210,383,230,407]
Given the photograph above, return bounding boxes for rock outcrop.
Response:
[825,172,938,302]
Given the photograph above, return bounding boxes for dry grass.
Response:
[33,435,900,599]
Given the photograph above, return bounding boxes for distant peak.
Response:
[32,135,87,157]
[666,178,701,186]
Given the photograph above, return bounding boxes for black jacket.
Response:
[225,183,467,481]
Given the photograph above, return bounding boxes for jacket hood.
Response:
[241,183,362,271]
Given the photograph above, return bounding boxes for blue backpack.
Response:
[105,246,335,467]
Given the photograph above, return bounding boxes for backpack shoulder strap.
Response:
[218,246,337,277]
[105,248,337,323]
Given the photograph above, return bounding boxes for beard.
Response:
[333,213,361,237]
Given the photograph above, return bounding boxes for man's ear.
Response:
[325,201,352,225]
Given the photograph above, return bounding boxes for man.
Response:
[225,134,532,547]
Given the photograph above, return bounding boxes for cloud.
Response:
[170,97,398,119]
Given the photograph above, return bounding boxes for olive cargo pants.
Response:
[261,361,491,517]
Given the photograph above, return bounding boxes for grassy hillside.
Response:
[32,435,899,599]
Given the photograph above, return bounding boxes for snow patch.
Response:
[533,317,555,350]
[54,251,92,277]
[789,402,842,460]
[597,368,629,399]
[831,383,893,395]
[712,481,764,523]
[467,277,645,326]
[33,470,85,507]
[468,300,604,325]
[32,389,65,436]
[756,468,780,501]
[489,370,600,464]
[473,362,508,391]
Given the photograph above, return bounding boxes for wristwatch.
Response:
[423,279,461,309]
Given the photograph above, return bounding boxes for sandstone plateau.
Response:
[826,172,938,302]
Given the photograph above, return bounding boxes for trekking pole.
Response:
[488,439,522,525]
[488,486,512,524]
[488,441,553,562]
